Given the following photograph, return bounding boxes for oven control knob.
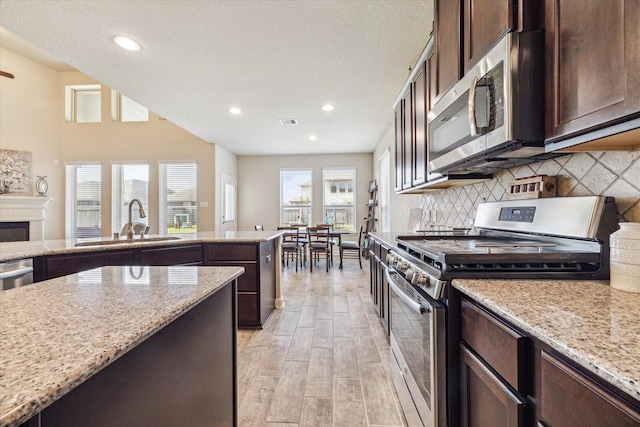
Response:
[386,253,396,264]
[412,273,428,287]
[404,268,415,281]
[397,261,409,272]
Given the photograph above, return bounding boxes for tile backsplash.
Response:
[418,151,640,229]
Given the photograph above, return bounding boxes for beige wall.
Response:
[0,47,63,238]
[0,47,229,239]
[237,154,373,231]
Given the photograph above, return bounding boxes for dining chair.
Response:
[340,225,364,269]
[277,226,302,271]
[307,226,331,272]
[254,224,264,231]
[315,223,335,266]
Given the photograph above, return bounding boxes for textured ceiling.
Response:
[0,1,433,156]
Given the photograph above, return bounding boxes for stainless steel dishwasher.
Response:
[0,258,34,290]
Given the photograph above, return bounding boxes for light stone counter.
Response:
[0,265,244,427]
[0,230,284,263]
[452,278,640,401]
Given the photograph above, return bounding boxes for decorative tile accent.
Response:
[417,152,640,228]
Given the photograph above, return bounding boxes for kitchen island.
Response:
[0,230,285,328]
[0,265,243,427]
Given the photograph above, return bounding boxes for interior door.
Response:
[220,174,237,232]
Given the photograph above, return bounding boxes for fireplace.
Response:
[0,222,29,242]
[0,195,50,241]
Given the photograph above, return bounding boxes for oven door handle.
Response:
[384,264,427,314]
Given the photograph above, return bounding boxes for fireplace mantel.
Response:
[0,195,51,241]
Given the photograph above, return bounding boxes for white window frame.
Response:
[280,169,313,226]
[65,84,101,123]
[111,90,150,122]
[322,167,356,231]
[159,161,197,235]
[65,162,102,239]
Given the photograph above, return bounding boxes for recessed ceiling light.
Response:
[309,135,318,141]
[113,36,142,52]
[228,107,243,115]
[322,104,335,112]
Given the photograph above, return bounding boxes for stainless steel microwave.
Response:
[427,31,546,176]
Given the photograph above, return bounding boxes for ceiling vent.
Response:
[279,118,298,125]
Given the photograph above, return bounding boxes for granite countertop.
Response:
[452,278,640,401]
[0,265,244,427]
[0,230,284,262]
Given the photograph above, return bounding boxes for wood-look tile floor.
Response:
[237,259,406,427]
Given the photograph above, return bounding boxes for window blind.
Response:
[65,163,101,239]
[159,162,197,234]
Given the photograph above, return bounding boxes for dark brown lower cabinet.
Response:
[453,289,640,427]
[204,241,275,328]
[139,244,203,266]
[540,350,640,427]
[459,344,526,427]
[43,250,135,280]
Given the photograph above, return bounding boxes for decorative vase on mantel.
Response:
[35,176,49,197]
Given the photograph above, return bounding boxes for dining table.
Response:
[282,226,354,269]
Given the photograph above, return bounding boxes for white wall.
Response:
[0,47,230,239]
[237,153,373,231]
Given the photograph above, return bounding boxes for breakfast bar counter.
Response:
[0,230,284,263]
[0,265,244,426]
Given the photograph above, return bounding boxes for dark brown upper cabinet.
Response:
[402,88,413,190]
[412,62,428,187]
[431,0,461,109]
[394,103,404,192]
[544,0,640,146]
[463,0,514,72]
[431,0,540,109]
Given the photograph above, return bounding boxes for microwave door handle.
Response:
[468,76,479,136]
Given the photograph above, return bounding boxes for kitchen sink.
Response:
[74,236,182,247]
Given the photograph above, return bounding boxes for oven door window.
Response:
[390,278,437,408]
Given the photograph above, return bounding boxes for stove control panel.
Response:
[499,206,536,222]
[387,250,446,299]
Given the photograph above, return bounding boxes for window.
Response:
[280,169,312,226]
[159,162,197,234]
[65,85,101,123]
[111,90,149,122]
[323,168,355,231]
[65,163,101,239]
[112,163,149,234]
[379,150,391,232]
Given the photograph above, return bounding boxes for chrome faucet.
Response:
[127,199,146,239]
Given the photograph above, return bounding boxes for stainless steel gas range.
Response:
[386,196,619,427]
